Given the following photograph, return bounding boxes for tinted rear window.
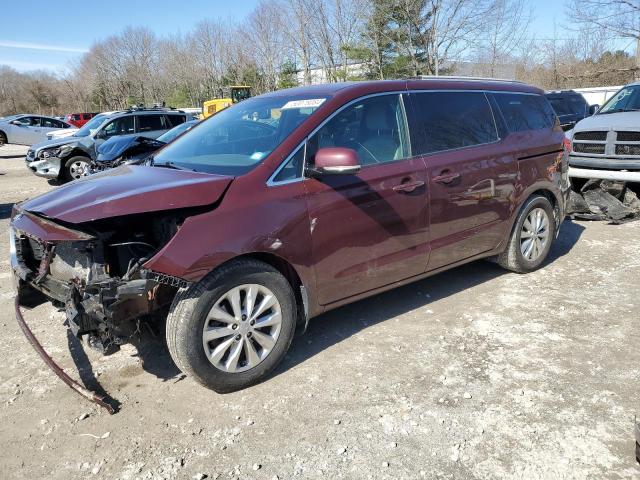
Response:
[494,93,557,132]
[137,114,165,132]
[408,91,498,155]
[165,114,187,128]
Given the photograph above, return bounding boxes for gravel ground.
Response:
[0,143,639,480]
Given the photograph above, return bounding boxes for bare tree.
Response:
[568,0,640,79]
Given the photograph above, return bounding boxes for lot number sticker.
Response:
[281,98,326,110]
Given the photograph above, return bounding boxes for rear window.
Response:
[408,91,498,155]
[137,114,165,132]
[494,93,557,133]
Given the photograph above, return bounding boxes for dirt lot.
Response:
[0,143,638,480]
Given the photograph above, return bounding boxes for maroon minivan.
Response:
[11,78,569,393]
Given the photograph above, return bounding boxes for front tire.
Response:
[0,131,7,145]
[63,156,91,181]
[166,259,297,393]
[496,195,556,273]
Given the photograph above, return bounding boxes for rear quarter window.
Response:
[408,91,498,155]
[493,93,557,133]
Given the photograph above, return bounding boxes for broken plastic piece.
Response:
[14,297,116,414]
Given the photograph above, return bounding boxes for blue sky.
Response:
[0,0,596,73]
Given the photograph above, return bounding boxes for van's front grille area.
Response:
[616,131,640,142]
[574,131,607,141]
[573,143,606,154]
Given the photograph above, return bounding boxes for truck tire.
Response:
[166,259,297,393]
[496,195,556,273]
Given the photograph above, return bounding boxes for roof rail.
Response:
[125,103,180,113]
[409,75,526,84]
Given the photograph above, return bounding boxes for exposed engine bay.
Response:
[12,210,190,355]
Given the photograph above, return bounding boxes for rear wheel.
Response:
[496,195,556,273]
[63,156,91,181]
[166,259,297,393]
[0,131,7,145]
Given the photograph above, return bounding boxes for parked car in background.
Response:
[545,90,596,131]
[91,119,199,172]
[566,81,640,183]
[46,126,79,140]
[0,114,74,146]
[11,78,569,393]
[25,107,192,181]
[64,112,99,128]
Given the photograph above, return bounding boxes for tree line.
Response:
[0,0,638,116]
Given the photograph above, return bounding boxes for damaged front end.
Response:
[11,209,184,355]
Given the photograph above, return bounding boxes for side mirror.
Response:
[312,147,361,175]
[589,104,599,115]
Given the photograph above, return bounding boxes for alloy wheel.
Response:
[520,207,550,262]
[69,160,90,179]
[202,284,282,373]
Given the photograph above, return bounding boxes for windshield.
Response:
[547,95,586,116]
[153,94,330,175]
[74,114,107,137]
[1,114,21,122]
[598,85,640,114]
[157,120,198,143]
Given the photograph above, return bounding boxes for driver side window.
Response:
[306,94,410,167]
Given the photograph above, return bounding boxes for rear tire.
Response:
[166,259,297,393]
[496,195,556,273]
[0,131,7,145]
[63,155,91,182]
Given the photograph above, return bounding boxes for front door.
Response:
[304,93,429,305]
[406,91,513,270]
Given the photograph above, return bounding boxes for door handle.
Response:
[393,180,425,193]
[432,171,461,185]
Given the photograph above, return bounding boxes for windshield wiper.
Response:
[152,160,194,171]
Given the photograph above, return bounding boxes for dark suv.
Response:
[545,90,596,131]
[26,107,191,182]
[11,78,569,394]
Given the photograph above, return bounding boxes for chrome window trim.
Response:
[267,142,307,187]
[266,88,542,186]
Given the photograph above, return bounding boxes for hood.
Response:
[573,111,640,132]
[30,135,84,151]
[97,135,164,162]
[20,165,233,224]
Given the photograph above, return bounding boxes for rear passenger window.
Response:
[166,115,187,128]
[307,94,410,166]
[138,114,165,132]
[493,93,557,132]
[408,92,498,155]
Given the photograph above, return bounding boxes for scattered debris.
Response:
[568,180,640,223]
[463,392,472,399]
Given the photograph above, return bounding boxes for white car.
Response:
[0,114,75,146]
[46,127,79,140]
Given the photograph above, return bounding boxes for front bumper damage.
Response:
[11,209,181,410]
[568,154,640,182]
[25,155,62,179]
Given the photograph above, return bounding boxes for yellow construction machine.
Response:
[202,86,251,118]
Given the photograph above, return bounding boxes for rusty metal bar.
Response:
[14,297,115,414]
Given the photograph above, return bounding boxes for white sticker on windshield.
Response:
[281,98,326,110]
